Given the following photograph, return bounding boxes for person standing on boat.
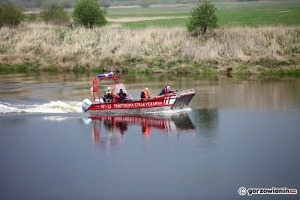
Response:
[91,77,101,101]
[159,86,174,96]
[141,88,151,101]
[103,87,114,103]
[117,89,127,102]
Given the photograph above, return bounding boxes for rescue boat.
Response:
[82,72,195,114]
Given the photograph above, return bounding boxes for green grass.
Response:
[218,1,300,27]
[107,0,300,28]
[107,5,193,18]
[120,18,188,28]
[0,63,39,74]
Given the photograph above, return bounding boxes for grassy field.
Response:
[107,0,300,28]
[0,0,300,75]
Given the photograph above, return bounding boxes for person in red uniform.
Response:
[91,77,100,101]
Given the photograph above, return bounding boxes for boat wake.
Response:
[0,101,82,115]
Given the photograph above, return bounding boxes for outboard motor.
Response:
[82,99,92,112]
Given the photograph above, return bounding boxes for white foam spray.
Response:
[0,101,82,115]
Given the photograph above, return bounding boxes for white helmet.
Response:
[107,86,111,90]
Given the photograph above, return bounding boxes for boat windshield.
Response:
[113,83,127,96]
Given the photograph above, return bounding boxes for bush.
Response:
[187,0,218,36]
[0,1,24,28]
[73,0,107,29]
[41,5,71,26]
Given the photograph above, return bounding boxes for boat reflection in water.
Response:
[84,113,195,148]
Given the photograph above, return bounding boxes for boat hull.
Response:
[84,89,195,115]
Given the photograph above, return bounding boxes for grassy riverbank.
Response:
[0,1,300,75]
[1,23,299,75]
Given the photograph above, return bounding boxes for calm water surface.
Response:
[0,73,299,200]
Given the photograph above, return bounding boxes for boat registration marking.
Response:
[114,101,164,109]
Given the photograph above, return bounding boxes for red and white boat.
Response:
[82,72,195,114]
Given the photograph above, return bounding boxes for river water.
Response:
[0,73,299,200]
